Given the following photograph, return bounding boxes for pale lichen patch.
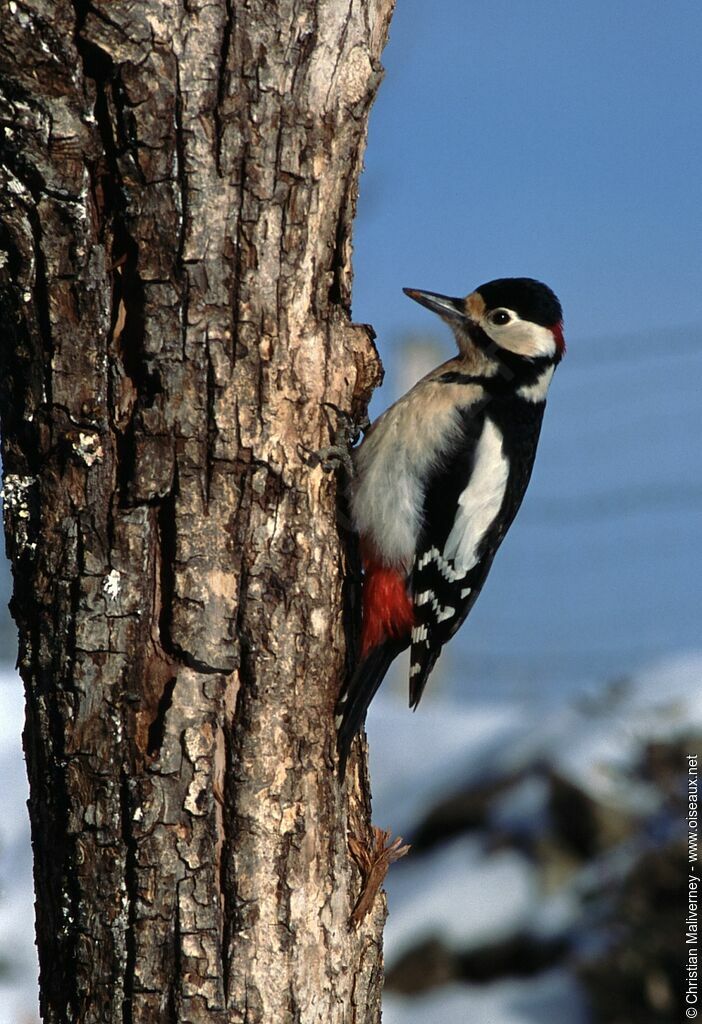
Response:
[73,431,103,466]
[103,569,122,601]
[1,474,36,553]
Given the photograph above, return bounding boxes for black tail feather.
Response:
[408,645,441,710]
[336,640,404,780]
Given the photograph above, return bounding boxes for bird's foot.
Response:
[300,405,370,477]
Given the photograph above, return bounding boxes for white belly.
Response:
[349,378,484,570]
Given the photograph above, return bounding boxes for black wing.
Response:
[408,397,546,707]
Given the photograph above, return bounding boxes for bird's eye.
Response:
[488,309,511,326]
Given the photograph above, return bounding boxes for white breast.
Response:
[350,379,484,570]
[442,418,509,573]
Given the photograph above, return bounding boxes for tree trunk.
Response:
[0,1,394,1021]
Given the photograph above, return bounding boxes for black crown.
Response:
[477,278,562,327]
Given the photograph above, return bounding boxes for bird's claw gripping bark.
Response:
[301,405,370,477]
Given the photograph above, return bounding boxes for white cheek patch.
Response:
[443,418,509,573]
[484,317,557,359]
[518,322,557,358]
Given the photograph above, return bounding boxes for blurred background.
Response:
[1,1,701,1021]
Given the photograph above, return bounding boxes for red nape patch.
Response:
[361,562,415,656]
[551,321,566,358]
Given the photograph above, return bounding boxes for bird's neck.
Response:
[452,346,556,403]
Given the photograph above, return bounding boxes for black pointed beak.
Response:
[403,288,468,322]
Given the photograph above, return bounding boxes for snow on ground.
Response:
[369,650,702,1021]
[366,693,524,834]
[367,649,702,832]
[383,973,590,1024]
[383,835,536,958]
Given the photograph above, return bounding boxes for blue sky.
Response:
[354,0,702,345]
[352,0,702,703]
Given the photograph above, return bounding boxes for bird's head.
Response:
[403,277,565,366]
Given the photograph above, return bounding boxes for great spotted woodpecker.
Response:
[337,277,565,777]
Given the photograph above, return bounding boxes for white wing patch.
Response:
[433,549,466,582]
[431,598,455,623]
[418,546,467,581]
[417,548,438,570]
[443,418,509,573]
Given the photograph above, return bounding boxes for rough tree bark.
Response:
[0,1,395,1021]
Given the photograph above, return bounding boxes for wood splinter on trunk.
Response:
[349,826,411,926]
